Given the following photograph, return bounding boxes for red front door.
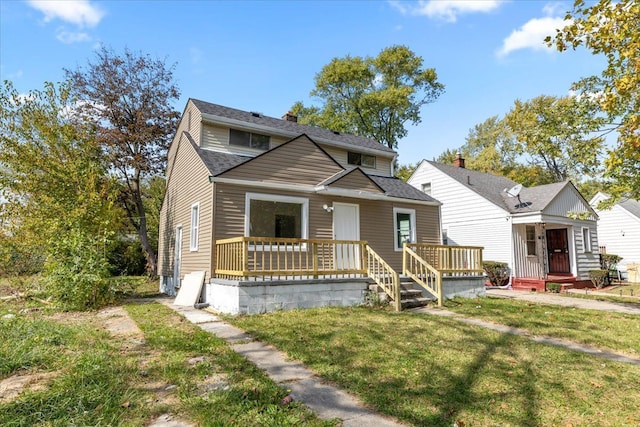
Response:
[546,229,570,274]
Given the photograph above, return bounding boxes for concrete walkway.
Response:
[157,299,405,427]
[486,288,640,315]
[413,288,640,366]
[156,290,640,425]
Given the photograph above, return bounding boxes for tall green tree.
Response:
[0,80,121,308]
[292,45,444,149]
[548,0,639,200]
[504,95,605,182]
[65,47,179,277]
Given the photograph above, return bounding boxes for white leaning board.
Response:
[173,271,205,306]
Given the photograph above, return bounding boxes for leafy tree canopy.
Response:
[65,47,180,276]
[292,45,444,150]
[0,80,121,308]
[504,95,606,182]
[549,0,639,200]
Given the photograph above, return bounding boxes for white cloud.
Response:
[27,0,104,28]
[392,0,503,22]
[56,29,91,44]
[497,16,569,57]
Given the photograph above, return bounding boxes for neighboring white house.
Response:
[590,192,640,278]
[408,156,600,290]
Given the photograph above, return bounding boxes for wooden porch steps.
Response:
[368,278,434,309]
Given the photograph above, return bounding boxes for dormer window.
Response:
[348,151,376,168]
[229,129,270,150]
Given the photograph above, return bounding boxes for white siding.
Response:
[546,186,596,220]
[593,204,640,265]
[572,223,600,279]
[408,162,511,265]
[512,224,544,277]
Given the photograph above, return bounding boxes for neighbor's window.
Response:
[525,225,536,256]
[422,183,432,196]
[582,227,592,253]
[347,151,376,168]
[190,202,200,251]
[245,193,308,239]
[394,208,416,250]
[229,129,270,150]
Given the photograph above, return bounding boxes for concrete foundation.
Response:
[204,278,370,315]
[441,276,486,299]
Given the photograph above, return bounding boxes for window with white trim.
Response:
[582,227,592,253]
[229,129,270,150]
[347,151,376,168]
[245,193,308,239]
[394,208,416,250]
[525,225,536,256]
[190,202,199,251]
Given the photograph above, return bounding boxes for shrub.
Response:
[600,253,622,270]
[483,261,510,286]
[588,269,609,289]
[546,282,561,293]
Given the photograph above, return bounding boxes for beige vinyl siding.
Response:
[201,123,289,154]
[329,172,385,193]
[219,135,344,185]
[322,146,393,176]
[213,183,440,273]
[158,133,213,282]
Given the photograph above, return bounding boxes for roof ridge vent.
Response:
[250,112,261,118]
[332,130,340,135]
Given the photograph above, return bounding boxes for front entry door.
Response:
[546,228,570,274]
[333,203,360,270]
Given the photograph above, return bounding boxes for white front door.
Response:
[333,203,360,270]
[173,226,183,290]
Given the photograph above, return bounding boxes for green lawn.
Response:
[444,296,640,357]
[0,279,336,426]
[229,305,640,427]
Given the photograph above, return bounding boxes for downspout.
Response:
[507,215,513,289]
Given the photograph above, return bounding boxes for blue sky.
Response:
[0,0,604,166]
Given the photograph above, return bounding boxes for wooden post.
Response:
[312,242,318,279]
[402,243,407,275]
[394,270,401,312]
[437,271,443,307]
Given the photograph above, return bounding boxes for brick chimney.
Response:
[282,111,298,123]
[453,152,465,168]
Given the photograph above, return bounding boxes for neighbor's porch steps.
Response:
[369,277,434,309]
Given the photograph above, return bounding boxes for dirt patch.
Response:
[97,306,145,339]
[0,371,58,403]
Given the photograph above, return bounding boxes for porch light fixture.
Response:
[322,204,334,212]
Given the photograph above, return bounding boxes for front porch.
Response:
[211,237,484,313]
[512,274,593,292]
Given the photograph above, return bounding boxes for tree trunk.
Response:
[132,184,158,278]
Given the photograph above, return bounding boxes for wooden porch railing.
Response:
[403,245,443,307]
[365,245,401,311]
[404,243,483,276]
[215,237,367,280]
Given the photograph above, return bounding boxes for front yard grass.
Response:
[445,296,640,357]
[0,279,335,426]
[230,306,640,427]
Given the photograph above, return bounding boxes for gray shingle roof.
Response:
[503,182,567,214]
[190,98,396,154]
[426,160,518,210]
[426,160,572,213]
[185,132,251,175]
[370,175,439,203]
[620,198,640,219]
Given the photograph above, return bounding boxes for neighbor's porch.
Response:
[213,237,484,311]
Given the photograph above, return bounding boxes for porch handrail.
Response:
[405,243,483,276]
[365,245,401,312]
[403,244,443,307]
[215,237,367,280]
